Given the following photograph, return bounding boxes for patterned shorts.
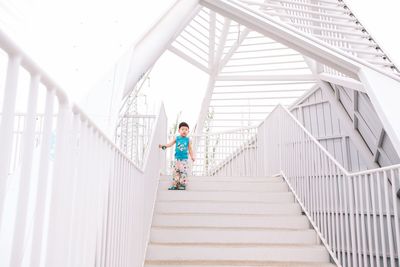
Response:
[172,159,189,186]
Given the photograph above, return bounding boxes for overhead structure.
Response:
[124,0,400,170]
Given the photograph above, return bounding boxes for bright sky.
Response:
[1,0,399,134]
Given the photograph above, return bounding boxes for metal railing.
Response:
[115,114,157,168]
[0,29,167,267]
[258,104,400,267]
[191,127,258,176]
[164,127,258,177]
[0,113,46,175]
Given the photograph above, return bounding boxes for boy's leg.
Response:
[169,161,180,190]
[178,160,188,190]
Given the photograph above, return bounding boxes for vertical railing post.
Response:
[10,73,40,267]
[278,107,283,172]
[45,96,70,266]
[30,87,55,267]
[65,112,81,266]
[0,55,21,224]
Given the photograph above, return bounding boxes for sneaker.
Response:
[178,185,186,190]
[168,186,178,190]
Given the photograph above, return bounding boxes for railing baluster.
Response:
[328,160,337,258]
[348,175,358,266]
[9,73,40,267]
[365,173,375,267]
[383,171,396,266]
[376,172,388,267]
[354,174,362,266]
[30,87,54,267]
[358,174,369,267]
[390,169,400,265]
[0,55,21,223]
[370,173,382,267]
[45,97,69,266]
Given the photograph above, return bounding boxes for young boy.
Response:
[159,122,195,190]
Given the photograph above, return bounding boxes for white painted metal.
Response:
[30,88,55,267]
[146,175,334,266]
[190,127,257,176]
[0,29,167,267]
[169,6,315,134]
[10,74,40,266]
[161,0,400,152]
[258,104,400,266]
[0,54,21,226]
[2,1,400,266]
[123,0,200,98]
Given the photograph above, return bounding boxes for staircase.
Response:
[145,175,336,267]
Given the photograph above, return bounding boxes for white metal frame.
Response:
[258,104,400,266]
[0,29,167,267]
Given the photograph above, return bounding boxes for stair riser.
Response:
[152,215,310,229]
[150,229,318,245]
[145,262,336,267]
[157,191,294,203]
[159,181,288,192]
[155,202,302,215]
[160,177,283,183]
[146,246,330,262]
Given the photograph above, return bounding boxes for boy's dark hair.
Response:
[179,122,189,129]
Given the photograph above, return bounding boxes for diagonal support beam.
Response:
[319,73,365,93]
[218,28,250,71]
[215,18,231,64]
[358,67,400,156]
[168,45,210,74]
[123,0,201,98]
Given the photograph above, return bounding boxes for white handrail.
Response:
[258,104,400,267]
[0,29,167,267]
[188,127,258,176]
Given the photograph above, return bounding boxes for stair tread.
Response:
[159,178,284,182]
[156,202,301,207]
[155,213,305,217]
[148,243,326,248]
[145,260,336,267]
[160,176,280,179]
[157,200,298,205]
[146,243,329,262]
[152,213,310,229]
[160,191,289,194]
[151,226,312,231]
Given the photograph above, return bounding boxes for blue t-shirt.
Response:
[175,136,189,160]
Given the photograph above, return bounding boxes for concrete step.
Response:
[155,201,302,216]
[145,261,337,267]
[159,181,288,192]
[157,191,294,203]
[152,214,310,230]
[150,227,318,245]
[160,176,283,183]
[146,244,330,263]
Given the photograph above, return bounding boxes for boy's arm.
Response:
[159,137,176,149]
[188,140,195,161]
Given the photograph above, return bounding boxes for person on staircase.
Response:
[159,122,195,190]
